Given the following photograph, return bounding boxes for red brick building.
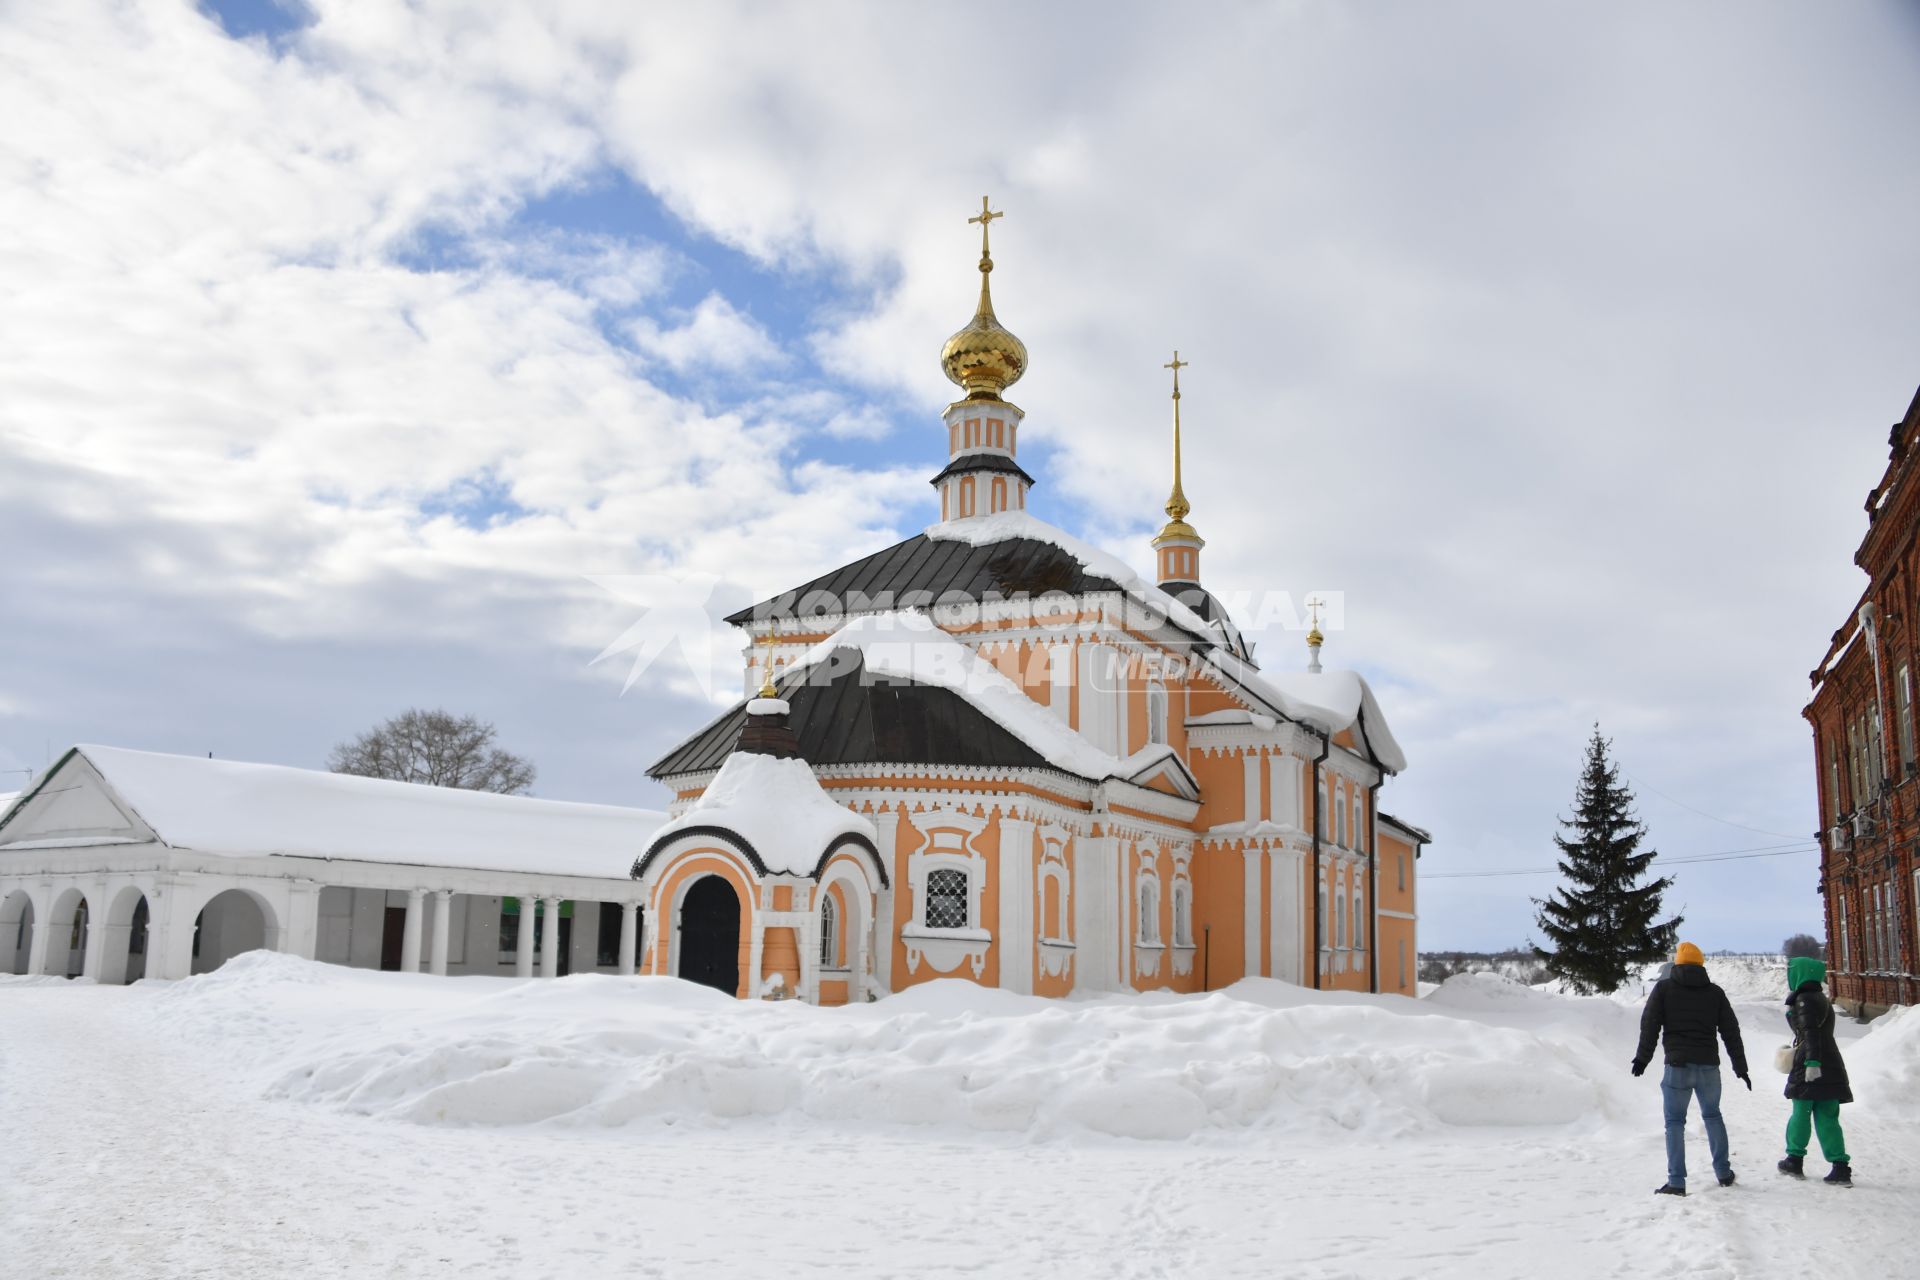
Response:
[1806,385,1920,1016]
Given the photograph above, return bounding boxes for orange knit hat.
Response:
[1674,941,1703,966]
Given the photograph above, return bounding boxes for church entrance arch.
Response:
[677,875,741,997]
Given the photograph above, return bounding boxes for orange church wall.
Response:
[1190,751,1245,830]
[1193,843,1248,988]
[819,979,849,1006]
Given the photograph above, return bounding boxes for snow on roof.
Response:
[925,511,1217,640]
[66,745,667,878]
[796,610,1177,783]
[0,790,18,815]
[926,513,1405,773]
[648,751,876,876]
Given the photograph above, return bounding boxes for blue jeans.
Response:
[1661,1063,1730,1189]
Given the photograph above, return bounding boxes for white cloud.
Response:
[3,0,1917,946]
[629,292,784,373]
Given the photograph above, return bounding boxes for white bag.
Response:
[1773,1043,1794,1074]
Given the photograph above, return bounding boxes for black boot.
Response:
[1777,1155,1805,1178]
[1823,1162,1852,1186]
[1654,1183,1686,1197]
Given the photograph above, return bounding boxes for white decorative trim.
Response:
[900,924,991,977]
[1243,848,1263,978]
[1133,939,1165,979]
[998,815,1036,995]
[1171,942,1196,977]
[1038,937,1075,978]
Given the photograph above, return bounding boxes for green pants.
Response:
[1785,1099,1848,1162]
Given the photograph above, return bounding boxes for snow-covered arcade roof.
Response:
[0,745,668,879]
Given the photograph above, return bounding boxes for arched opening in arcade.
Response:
[98,885,152,985]
[192,888,278,975]
[2,889,34,975]
[44,887,91,978]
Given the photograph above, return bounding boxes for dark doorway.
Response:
[677,876,741,996]
[381,906,406,971]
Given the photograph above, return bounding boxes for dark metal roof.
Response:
[1159,582,1251,660]
[723,533,1122,626]
[648,650,1056,779]
[630,823,888,887]
[928,452,1036,487]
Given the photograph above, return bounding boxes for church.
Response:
[633,199,1428,1002]
[0,201,1427,1002]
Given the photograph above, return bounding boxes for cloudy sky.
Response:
[4,1,1918,950]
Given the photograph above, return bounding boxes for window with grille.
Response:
[925,869,968,929]
[820,895,839,967]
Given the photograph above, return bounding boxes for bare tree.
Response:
[1782,933,1824,961]
[328,709,536,795]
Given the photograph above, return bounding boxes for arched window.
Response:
[1147,681,1169,746]
[1172,882,1192,947]
[1137,877,1160,945]
[820,894,839,968]
[1334,787,1346,847]
[1317,884,1327,951]
[1352,889,1365,968]
[925,868,968,929]
[1353,797,1365,850]
[1335,887,1346,949]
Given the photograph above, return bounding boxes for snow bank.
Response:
[1848,1005,1920,1106]
[152,961,1655,1144]
[648,751,875,875]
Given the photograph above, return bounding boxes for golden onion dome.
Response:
[942,197,1027,399]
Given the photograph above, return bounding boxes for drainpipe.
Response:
[1367,775,1383,996]
[1310,728,1330,990]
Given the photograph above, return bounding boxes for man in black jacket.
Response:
[1631,941,1750,1196]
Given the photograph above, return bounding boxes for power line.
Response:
[1619,767,1807,842]
[1426,845,1818,881]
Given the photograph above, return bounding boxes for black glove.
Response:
[1631,1059,1647,1077]
[1738,1073,1752,1091]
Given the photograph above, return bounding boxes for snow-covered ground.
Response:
[3,957,1914,1278]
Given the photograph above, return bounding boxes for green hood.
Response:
[1788,956,1827,990]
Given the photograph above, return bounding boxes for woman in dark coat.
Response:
[1777,955,1853,1185]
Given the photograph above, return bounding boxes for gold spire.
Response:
[940,196,1028,399]
[756,627,780,700]
[1153,351,1201,545]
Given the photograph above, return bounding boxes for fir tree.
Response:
[1532,727,1681,994]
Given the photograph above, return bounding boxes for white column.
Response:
[540,897,562,978]
[26,912,54,976]
[746,885,766,996]
[1271,846,1305,986]
[400,888,425,974]
[81,885,111,981]
[515,892,535,978]
[798,897,820,1005]
[617,902,639,975]
[998,816,1036,994]
[1269,754,1298,829]
[145,879,192,982]
[285,880,322,961]
[430,890,453,976]
[1243,847,1264,978]
[872,811,897,992]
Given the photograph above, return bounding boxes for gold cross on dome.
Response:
[1306,594,1324,630]
[968,196,1004,256]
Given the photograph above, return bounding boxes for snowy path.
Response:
[2,976,1913,1279]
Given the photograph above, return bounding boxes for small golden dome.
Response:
[1307,627,1324,648]
[942,304,1028,398]
[942,197,1026,399]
